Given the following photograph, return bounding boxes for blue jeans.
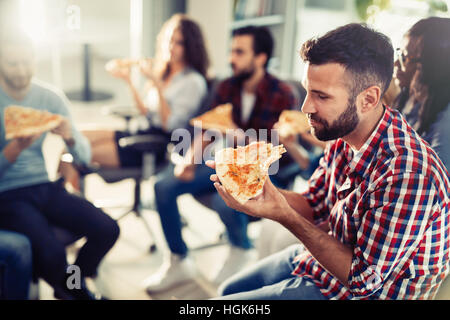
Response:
[155,163,263,255]
[215,244,326,300]
[154,162,299,255]
[0,230,32,300]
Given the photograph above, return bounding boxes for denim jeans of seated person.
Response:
[154,163,294,256]
[0,230,32,300]
[213,244,327,300]
[154,163,253,255]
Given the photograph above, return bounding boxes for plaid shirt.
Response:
[211,73,296,167]
[211,72,296,139]
[294,106,450,300]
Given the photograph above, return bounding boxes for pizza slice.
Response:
[189,103,238,133]
[277,110,310,137]
[4,105,63,140]
[215,141,286,204]
[105,58,140,73]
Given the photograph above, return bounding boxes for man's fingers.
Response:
[214,183,232,203]
[263,177,278,194]
[210,174,220,183]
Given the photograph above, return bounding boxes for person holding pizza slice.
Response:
[0,30,120,300]
[59,13,210,190]
[145,26,297,293]
[208,23,449,300]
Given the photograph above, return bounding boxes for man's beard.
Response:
[310,97,359,141]
[231,64,255,83]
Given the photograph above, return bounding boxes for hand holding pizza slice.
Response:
[105,58,140,80]
[212,141,286,204]
[206,142,292,220]
[4,105,64,140]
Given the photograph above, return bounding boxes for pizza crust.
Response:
[215,141,286,204]
[105,58,140,73]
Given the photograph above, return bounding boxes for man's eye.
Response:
[318,95,328,100]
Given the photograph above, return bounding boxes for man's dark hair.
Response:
[400,17,450,135]
[232,26,274,69]
[300,23,394,99]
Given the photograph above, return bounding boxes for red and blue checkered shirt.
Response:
[294,106,450,300]
[210,72,296,167]
[211,72,296,138]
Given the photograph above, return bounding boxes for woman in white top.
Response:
[82,14,209,170]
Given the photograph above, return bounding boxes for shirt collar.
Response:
[343,105,393,178]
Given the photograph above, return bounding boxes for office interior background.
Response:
[0,0,449,300]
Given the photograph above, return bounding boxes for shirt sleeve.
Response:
[165,75,207,132]
[347,172,441,298]
[49,91,92,165]
[300,142,333,224]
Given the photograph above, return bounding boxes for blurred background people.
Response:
[393,16,450,172]
[146,25,297,293]
[0,30,119,300]
[72,14,209,172]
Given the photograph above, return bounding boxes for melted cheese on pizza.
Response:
[215,141,286,204]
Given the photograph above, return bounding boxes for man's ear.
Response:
[359,85,382,112]
[255,52,268,69]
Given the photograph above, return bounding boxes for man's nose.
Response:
[301,94,316,114]
[229,53,235,65]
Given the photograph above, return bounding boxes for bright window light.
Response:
[19,0,47,44]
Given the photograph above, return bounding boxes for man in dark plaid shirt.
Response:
[145,26,296,293]
[210,24,450,300]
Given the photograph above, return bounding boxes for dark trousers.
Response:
[0,180,120,291]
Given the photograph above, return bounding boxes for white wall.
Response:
[187,0,233,78]
[292,0,359,81]
[61,0,131,59]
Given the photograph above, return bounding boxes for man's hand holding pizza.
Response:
[206,157,354,287]
[206,160,295,224]
[3,133,43,164]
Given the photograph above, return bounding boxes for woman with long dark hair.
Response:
[393,17,450,171]
[59,14,210,190]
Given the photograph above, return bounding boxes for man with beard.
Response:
[145,26,296,292]
[208,23,450,300]
[0,30,120,300]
